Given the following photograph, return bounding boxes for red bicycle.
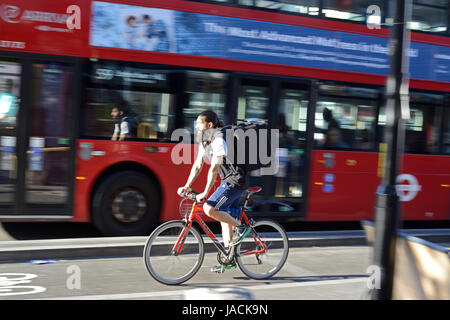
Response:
[143,187,289,285]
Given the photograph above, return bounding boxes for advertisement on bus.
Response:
[90,1,450,82]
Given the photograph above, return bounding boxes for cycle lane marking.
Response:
[35,277,367,300]
[0,273,47,297]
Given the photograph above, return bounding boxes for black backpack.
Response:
[202,120,273,187]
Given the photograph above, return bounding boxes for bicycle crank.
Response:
[217,251,234,266]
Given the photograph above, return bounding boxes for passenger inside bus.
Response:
[323,107,340,131]
[111,105,139,141]
[323,127,350,149]
[355,129,372,150]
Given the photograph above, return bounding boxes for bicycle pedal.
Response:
[210,265,226,273]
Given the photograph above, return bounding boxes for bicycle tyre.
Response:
[143,220,204,285]
[235,219,289,280]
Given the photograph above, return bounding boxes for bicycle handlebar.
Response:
[179,189,199,201]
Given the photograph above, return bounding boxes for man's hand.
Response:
[177,186,190,196]
[196,191,208,203]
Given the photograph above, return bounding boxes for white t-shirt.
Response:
[200,136,227,161]
[114,121,129,135]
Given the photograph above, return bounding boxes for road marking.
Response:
[37,277,367,300]
[0,273,46,297]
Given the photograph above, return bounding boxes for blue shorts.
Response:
[206,181,245,219]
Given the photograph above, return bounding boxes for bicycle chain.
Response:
[217,251,234,266]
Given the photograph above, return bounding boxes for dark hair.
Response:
[323,108,332,121]
[112,102,130,115]
[198,110,223,128]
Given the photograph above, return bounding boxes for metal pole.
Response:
[370,0,412,300]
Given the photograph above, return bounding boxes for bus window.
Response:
[0,59,20,205]
[314,84,378,150]
[239,0,320,14]
[322,0,384,23]
[237,81,269,122]
[183,71,227,133]
[443,104,450,154]
[274,87,309,201]
[83,60,175,141]
[237,79,270,194]
[26,63,73,205]
[410,0,448,34]
[378,91,444,154]
[278,0,320,15]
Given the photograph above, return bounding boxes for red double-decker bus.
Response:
[0,0,449,235]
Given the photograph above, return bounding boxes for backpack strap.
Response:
[201,127,224,149]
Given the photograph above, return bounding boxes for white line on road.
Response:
[36,277,367,300]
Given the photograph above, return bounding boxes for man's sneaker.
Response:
[210,260,237,273]
[230,224,251,246]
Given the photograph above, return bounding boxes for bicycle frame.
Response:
[171,201,268,258]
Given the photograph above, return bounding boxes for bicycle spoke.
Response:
[144,221,205,285]
[236,220,289,280]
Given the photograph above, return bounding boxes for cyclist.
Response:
[177,110,250,272]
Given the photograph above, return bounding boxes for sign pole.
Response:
[370,0,412,300]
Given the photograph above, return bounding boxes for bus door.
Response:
[230,75,313,218]
[267,80,312,218]
[0,57,21,214]
[0,56,78,218]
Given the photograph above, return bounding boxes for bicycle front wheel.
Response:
[143,220,204,285]
[235,219,289,280]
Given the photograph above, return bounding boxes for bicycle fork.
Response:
[171,221,193,256]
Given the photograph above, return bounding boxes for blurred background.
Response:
[0,0,448,238]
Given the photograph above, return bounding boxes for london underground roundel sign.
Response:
[396,174,422,202]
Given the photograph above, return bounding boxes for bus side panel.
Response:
[72,140,214,223]
[307,151,450,222]
[401,154,450,220]
[306,150,379,221]
[436,175,450,220]
[72,140,172,222]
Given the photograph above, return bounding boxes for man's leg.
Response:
[205,183,247,273]
[203,182,245,248]
[222,198,242,248]
[220,222,233,249]
[203,203,240,228]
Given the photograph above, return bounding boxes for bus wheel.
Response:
[92,171,161,236]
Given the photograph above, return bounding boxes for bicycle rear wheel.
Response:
[235,219,289,280]
[143,220,204,285]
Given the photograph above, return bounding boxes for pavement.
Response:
[0,243,447,300]
[0,226,449,263]
[0,247,373,300]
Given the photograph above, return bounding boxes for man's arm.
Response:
[202,155,222,195]
[183,145,205,188]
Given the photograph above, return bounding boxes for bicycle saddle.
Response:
[247,186,262,193]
